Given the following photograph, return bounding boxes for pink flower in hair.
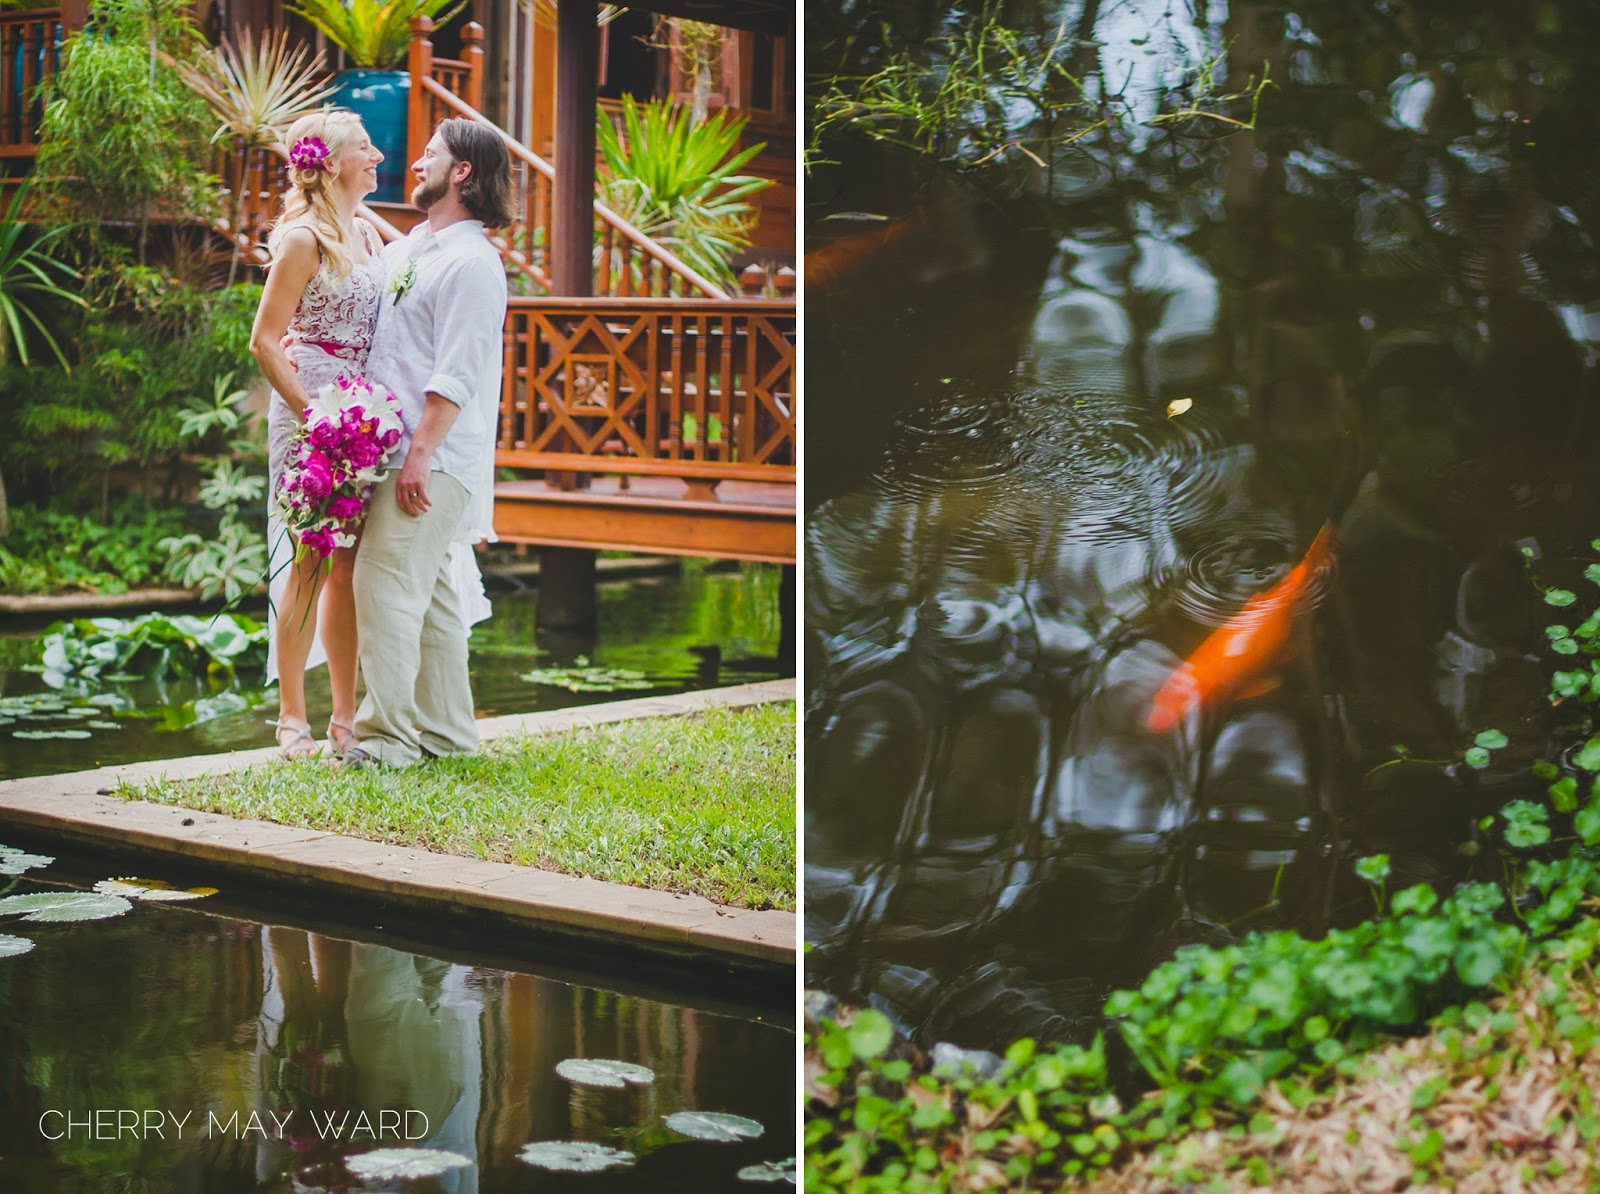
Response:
[288,135,330,173]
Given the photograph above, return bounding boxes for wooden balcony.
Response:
[494,296,796,564]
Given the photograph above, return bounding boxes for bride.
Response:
[249,110,385,759]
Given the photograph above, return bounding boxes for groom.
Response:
[341,118,512,768]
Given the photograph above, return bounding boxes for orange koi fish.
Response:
[1146,524,1336,734]
[805,211,927,291]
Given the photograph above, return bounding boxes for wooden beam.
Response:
[551,0,598,298]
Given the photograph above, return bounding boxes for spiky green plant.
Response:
[595,95,771,290]
[0,181,87,538]
[177,29,341,283]
[284,0,469,70]
[177,28,339,146]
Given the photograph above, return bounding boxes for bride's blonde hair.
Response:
[267,109,366,283]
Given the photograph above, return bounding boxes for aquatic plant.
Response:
[666,1110,765,1142]
[342,1147,473,1181]
[519,658,655,692]
[738,1158,797,1183]
[518,1141,636,1172]
[807,6,1272,173]
[0,892,132,922]
[554,1058,655,1088]
[37,611,267,684]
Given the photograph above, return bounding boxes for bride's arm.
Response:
[249,227,320,416]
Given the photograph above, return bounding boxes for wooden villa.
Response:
[0,0,796,632]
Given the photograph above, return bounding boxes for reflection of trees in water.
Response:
[0,916,262,1185]
[805,0,1600,1049]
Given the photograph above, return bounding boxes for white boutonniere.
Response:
[387,259,417,304]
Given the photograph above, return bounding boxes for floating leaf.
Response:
[665,1111,765,1142]
[1464,746,1491,769]
[520,662,655,693]
[0,892,131,922]
[1575,736,1600,772]
[518,1141,636,1172]
[738,1158,797,1183]
[1473,729,1508,750]
[93,878,214,902]
[0,934,34,958]
[555,1058,655,1089]
[1165,397,1193,418]
[1546,588,1577,607]
[343,1148,472,1181]
[0,848,54,876]
[12,729,93,740]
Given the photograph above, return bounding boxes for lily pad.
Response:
[12,729,93,740]
[93,878,216,902]
[343,1148,472,1181]
[517,1141,635,1172]
[665,1111,765,1142]
[0,848,55,876]
[555,1058,655,1088]
[0,934,35,958]
[0,892,132,922]
[738,1158,797,1183]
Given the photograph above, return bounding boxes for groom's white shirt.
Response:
[367,218,507,510]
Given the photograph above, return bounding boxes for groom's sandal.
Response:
[335,746,380,770]
[267,718,317,760]
[327,718,357,759]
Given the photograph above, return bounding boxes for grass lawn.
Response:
[123,702,796,911]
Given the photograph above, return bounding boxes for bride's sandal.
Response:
[268,718,317,760]
[327,718,357,759]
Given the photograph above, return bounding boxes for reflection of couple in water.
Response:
[255,928,480,1190]
[249,111,512,769]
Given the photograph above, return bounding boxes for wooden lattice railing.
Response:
[497,297,795,496]
[0,8,63,159]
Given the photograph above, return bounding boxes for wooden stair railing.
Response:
[407,15,729,301]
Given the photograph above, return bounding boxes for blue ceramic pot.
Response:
[330,69,410,204]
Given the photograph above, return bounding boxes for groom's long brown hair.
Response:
[438,118,517,228]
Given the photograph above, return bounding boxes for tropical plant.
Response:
[284,0,469,70]
[160,374,268,603]
[0,182,86,540]
[34,0,218,265]
[177,29,341,283]
[595,95,771,289]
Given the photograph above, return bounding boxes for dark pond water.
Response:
[805,0,1600,1049]
[0,561,782,782]
[0,846,795,1192]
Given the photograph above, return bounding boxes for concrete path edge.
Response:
[0,679,797,971]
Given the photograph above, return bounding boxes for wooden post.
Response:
[551,1,597,297]
[540,1,601,632]
[461,21,485,112]
[407,16,434,174]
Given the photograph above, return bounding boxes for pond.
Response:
[0,560,783,782]
[804,0,1600,1050]
[0,842,795,1191]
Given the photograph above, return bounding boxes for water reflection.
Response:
[805,0,1600,1049]
[0,563,782,782]
[0,888,793,1191]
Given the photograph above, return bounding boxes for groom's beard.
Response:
[412,177,448,212]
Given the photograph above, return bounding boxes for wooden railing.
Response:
[0,8,64,159]
[497,297,795,496]
[407,16,727,301]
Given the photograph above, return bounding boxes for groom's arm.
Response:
[394,255,506,516]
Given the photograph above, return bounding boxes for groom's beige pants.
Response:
[351,471,477,767]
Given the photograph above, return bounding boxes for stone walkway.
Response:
[0,680,796,969]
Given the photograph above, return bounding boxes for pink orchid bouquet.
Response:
[274,375,404,561]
